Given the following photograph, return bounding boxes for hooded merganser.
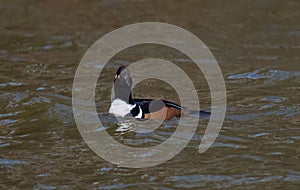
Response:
[109,66,210,121]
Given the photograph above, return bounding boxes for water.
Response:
[0,0,299,189]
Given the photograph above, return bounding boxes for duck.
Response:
[108,66,210,121]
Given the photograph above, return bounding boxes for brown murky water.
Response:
[0,0,300,189]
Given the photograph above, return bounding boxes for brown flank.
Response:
[144,107,181,121]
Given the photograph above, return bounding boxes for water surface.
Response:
[0,0,299,189]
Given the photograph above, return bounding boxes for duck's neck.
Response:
[114,86,133,104]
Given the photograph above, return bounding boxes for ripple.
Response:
[36,87,47,91]
[99,183,143,190]
[212,142,247,149]
[0,119,18,126]
[228,69,268,79]
[33,183,63,190]
[42,44,54,50]
[99,167,113,172]
[260,96,287,103]
[0,158,27,165]
[166,174,285,188]
[284,171,300,182]
[0,111,22,118]
[228,69,300,81]
[236,55,280,60]
[251,132,269,138]
[0,81,23,87]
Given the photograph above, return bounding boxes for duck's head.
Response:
[114,66,132,87]
[113,66,133,103]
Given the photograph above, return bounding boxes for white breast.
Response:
[109,99,136,117]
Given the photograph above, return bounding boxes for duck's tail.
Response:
[188,110,211,117]
[162,100,211,118]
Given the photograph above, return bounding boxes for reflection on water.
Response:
[0,0,299,189]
